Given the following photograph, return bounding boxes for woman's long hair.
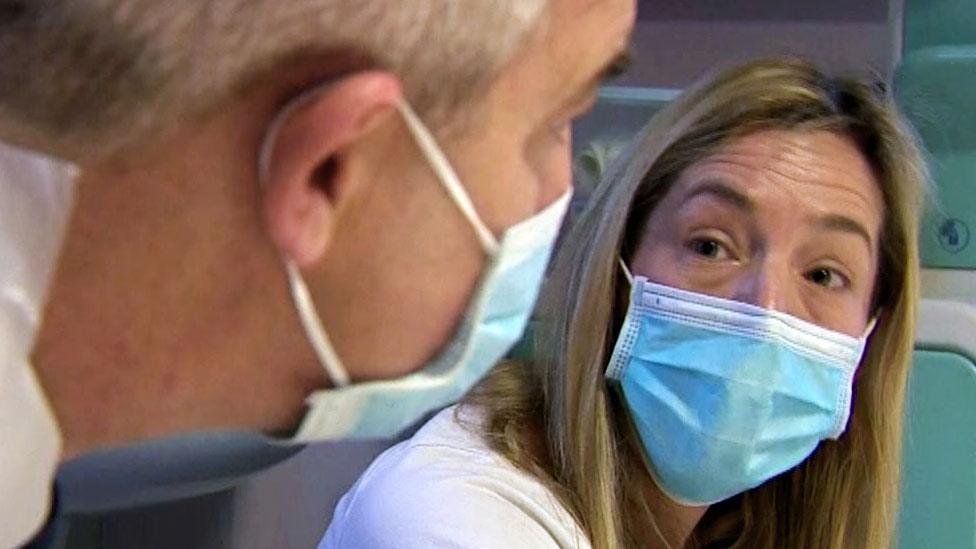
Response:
[468,58,928,548]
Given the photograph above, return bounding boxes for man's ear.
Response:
[259,71,402,266]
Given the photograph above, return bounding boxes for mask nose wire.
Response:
[396,101,500,256]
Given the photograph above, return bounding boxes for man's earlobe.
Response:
[258,71,402,266]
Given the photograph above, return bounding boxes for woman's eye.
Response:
[806,267,848,289]
[688,238,729,260]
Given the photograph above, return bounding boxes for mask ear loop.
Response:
[258,83,352,388]
[396,101,500,256]
[284,263,351,387]
[862,315,879,339]
[852,314,880,367]
[618,257,634,285]
[258,87,506,390]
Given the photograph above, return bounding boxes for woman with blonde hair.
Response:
[322,58,927,549]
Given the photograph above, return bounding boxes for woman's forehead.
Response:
[668,129,885,233]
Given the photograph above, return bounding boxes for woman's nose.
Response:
[730,261,799,316]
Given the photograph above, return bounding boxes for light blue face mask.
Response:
[606,269,874,506]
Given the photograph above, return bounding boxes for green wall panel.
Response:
[899,349,976,549]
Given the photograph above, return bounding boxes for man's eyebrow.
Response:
[815,214,874,248]
[598,49,633,83]
[561,47,633,113]
[682,180,755,212]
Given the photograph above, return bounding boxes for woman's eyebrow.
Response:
[814,214,874,248]
[682,180,755,212]
[681,181,873,247]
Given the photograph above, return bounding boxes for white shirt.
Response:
[0,144,74,548]
[320,406,591,549]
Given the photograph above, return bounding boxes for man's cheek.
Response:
[526,129,573,207]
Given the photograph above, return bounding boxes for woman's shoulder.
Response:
[320,405,590,549]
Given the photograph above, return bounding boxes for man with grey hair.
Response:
[0,0,635,545]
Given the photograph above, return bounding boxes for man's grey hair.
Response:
[0,0,547,158]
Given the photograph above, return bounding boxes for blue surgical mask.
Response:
[266,98,572,442]
[606,270,874,506]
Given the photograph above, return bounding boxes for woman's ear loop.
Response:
[863,315,879,339]
[618,257,634,286]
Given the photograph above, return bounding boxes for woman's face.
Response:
[632,129,885,336]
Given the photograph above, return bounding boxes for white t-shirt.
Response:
[0,143,73,548]
[320,406,591,549]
